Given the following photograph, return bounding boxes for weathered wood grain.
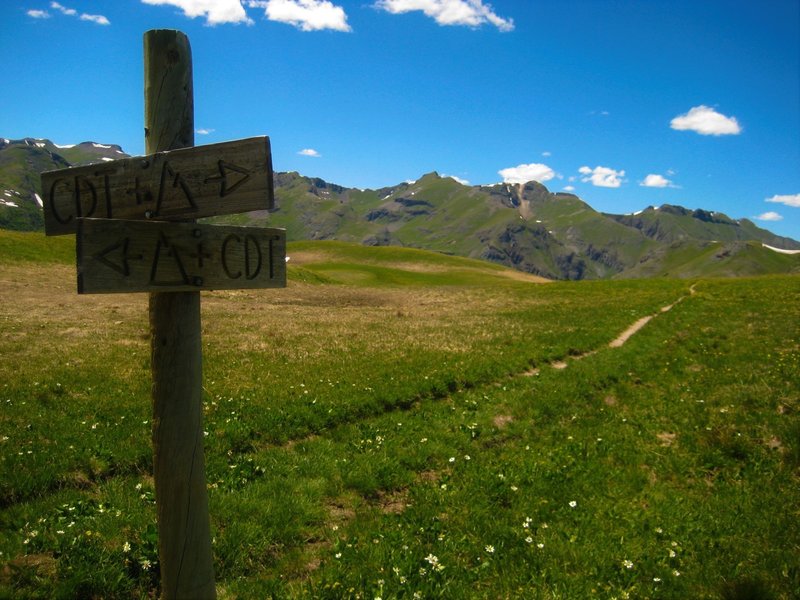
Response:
[144,29,216,600]
[77,218,286,293]
[42,136,274,236]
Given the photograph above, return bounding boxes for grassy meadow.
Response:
[0,231,798,599]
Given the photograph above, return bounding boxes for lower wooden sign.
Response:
[77,218,286,294]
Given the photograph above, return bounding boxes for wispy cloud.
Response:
[444,174,469,185]
[80,13,110,25]
[27,2,109,24]
[754,211,783,222]
[670,105,741,136]
[196,128,216,135]
[640,173,677,188]
[375,0,514,32]
[579,165,625,188]
[298,148,321,157]
[766,193,800,208]
[142,0,253,25]
[248,0,351,31]
[51,2,76,16]
[498,163,555,184]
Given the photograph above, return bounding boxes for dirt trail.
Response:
[608,315,655,348]
[524,284,697,374]
[608,285,697,348]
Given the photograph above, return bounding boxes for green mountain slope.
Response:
[221,171,799,280]
[618,239,800,279]
[0,138,128,231]
[609,204,798,248]
[0,229,548,290]
[2,137,798,280]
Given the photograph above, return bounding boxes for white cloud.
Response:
[249,0,350,31]
[31,1,110,24]
[298,148,321,157]
[80,13,110,25]
[444,174,469,185]
[541,151,551,157]
[579,165,625,188]
[51,2,76,16]
[766,193,800,208]
[670,105,741,136]
[640,173,676,188]
[563,185,575,192]
[142,0,253,25]
[196,128,216,135]
[374,0,513,31]
[754,211,783,222]
[499,163,555,184]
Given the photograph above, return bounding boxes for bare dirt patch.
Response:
[495,269,550,284]
[377,489,410,514]
[285,250,331,266]
[765,437,783,451]
[657,432,677,447]
[419,470,440,483]
[493,414,514,429]
[326,496,357,524]
[1,553,57,581]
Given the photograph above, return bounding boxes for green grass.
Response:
[0,230,74,264]
[0,231,797,599]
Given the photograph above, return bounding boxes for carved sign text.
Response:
[42,137,273,236]
[77,218,286,294]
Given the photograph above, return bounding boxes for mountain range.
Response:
[2,137,799,280]
[0,138,127,231]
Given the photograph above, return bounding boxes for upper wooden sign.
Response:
[42,136,273,236]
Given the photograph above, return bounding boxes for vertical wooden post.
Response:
[144,29,216,599]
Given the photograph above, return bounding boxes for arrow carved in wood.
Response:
[93,237,143,276]
[204,160,252,198]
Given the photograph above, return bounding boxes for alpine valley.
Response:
[2,137,798,280]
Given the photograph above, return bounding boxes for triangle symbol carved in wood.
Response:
[149,232,190,286]
[205,160,252,197]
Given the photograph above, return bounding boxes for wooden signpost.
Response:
[41,29,282,599]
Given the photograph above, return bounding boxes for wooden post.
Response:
[144,29,216,599]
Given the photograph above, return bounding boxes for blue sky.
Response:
[2,0,799,239]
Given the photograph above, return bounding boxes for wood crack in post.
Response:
[173,430,201,597]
